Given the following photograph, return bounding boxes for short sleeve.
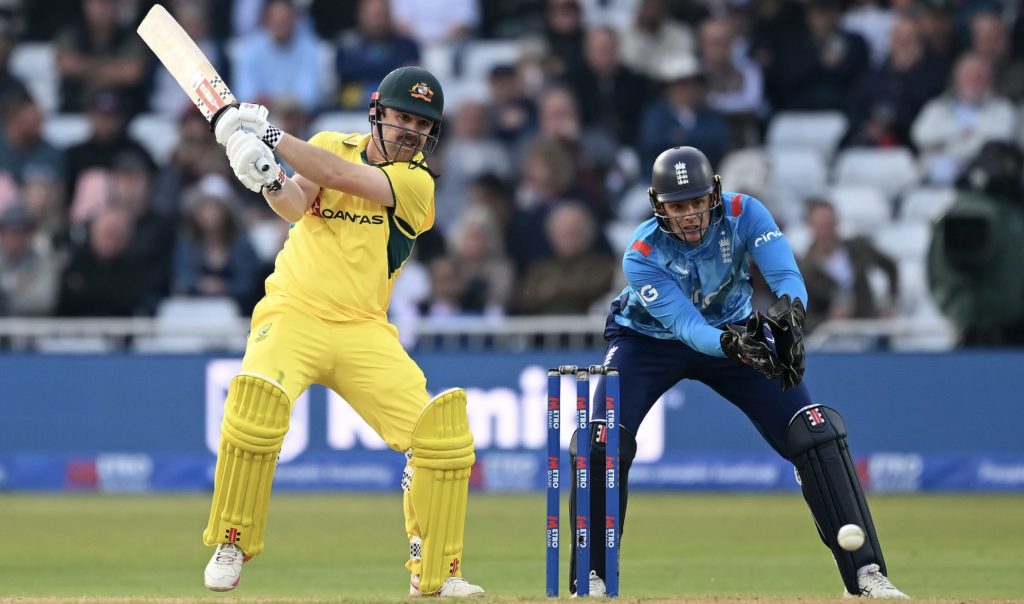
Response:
[379,163,435,236]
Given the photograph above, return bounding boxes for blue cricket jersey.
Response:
[612,191,807,358]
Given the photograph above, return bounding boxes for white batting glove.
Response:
[213,102,284,149]
[226,130,285,193]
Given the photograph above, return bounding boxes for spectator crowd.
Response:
[1,0,1023,345]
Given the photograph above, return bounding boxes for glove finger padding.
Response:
[763,295,807,390]
[721,324,784,381]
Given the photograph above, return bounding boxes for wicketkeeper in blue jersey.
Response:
[570,146,910,599]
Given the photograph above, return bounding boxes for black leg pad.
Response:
[785,405,887,595]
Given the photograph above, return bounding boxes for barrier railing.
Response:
[0,315,955,353]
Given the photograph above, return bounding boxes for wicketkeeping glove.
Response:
[720,317,785,382]
[760,294,806,390]
[212,102,284,150]
[226,130,285,193]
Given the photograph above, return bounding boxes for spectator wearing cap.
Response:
[57,205,156,316]
[0,203,60,316]
[760,0,870,113]
[0,90,66,186]
[54,0,147,114]
[173,176,262,313]
[636,55,730,175]
[65,89,156,202]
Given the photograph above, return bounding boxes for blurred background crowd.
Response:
[1,0,1023,347]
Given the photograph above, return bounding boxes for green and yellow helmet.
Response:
[369,66,444,169]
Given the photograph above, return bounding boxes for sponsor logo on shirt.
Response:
[639,284,659,303]
[754,228,784,247]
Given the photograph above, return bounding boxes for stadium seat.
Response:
[833,147,919,201]
[41,114,93,148]
[766,111,848,159]
[128,113,180,164]
[828,185,891,237]
[782,222,811,257]
[605,219,638,253]
[872,221,932,261]
[719,148,771,197]
[136,296,245,353]
[309,110,369,135]
[766,148,828,224]
[8,42,59,113]
[899,186,956,224]
[616,183,653,223]
[458,39,522,81]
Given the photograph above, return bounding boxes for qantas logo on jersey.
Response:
[309,198,384,224]
[754,228,784,247]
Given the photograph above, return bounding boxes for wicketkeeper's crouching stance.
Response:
[569,146,910,599]
[200,66,484,597]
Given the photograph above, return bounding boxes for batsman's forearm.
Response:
[262,177,308,222]
[274,133,391,205]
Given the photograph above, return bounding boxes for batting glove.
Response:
[226,130,285,193]
[213,102,284,150]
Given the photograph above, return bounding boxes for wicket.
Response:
[546,364,620,597]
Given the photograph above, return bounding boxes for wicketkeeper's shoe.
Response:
[843,564,910,599]
[204,543,246,592]
[410,575,485,597]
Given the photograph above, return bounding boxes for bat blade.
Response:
[137,4,236,122]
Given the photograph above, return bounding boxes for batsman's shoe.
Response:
[410,575,485,597]
[204,543,245,592]
[572,571,608,597]
[843,564,910,599]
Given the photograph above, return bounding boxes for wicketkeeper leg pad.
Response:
[785,405,886,595]
[568,421,638,593]
[406,388,475,595]
[203,373,291,557]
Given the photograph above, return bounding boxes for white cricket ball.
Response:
[837,524,865,551]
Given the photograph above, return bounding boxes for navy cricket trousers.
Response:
[591,324,813,457]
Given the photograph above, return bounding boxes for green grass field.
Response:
[1,493,1022,603]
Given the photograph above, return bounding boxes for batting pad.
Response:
[203,373,291,557]
[407,388,475,595]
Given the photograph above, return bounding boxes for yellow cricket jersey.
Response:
[264,132,435,321]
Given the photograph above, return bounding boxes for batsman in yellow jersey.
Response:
[201,66,484,597]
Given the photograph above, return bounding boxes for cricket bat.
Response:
[138,5,283,190]
[137,4,235,123]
